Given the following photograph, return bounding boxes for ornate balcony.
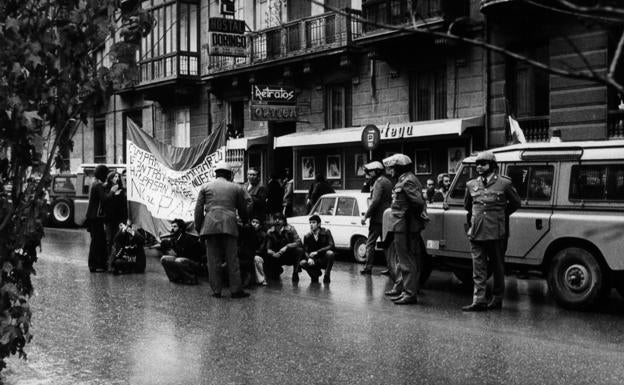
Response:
[608,110,624,139]
[203,11,361,76]
[360,0,443,34]
[514,116,550,142]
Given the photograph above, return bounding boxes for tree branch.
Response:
[309,0,624,95]
[553,0,624,17]
[609,31,624,82]
[519,0,624,23]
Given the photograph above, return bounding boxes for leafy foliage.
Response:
[0,0,152,378]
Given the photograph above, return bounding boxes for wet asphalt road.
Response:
[3,228,624,385]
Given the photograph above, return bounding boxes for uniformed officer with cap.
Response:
[462,151,521,311]
[360,161,393,275]
[195,161,252,298]
[381,153,427,305]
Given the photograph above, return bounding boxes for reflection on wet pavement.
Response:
[4,228,624,385]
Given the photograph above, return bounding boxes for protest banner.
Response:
[126,120,228,238]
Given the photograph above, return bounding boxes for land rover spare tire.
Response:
[547,247,605,311]
[51,199,74,227]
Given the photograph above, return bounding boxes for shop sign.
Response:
[250,105,297,121]
[208,17,246,57]
[250,85,297,121]
[361,124,380,151]
[380,123,418,140]
[221,0,235,15]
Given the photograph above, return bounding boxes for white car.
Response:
[288,191,370,263]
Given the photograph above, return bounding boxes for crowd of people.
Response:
[86,149,521,311]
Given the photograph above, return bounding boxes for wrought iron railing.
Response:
[203,10,358,75]
[608,110,624,139]
[360,0,442,33]
[139,52,200,83]
[517,116,550,142]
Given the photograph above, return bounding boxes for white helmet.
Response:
[214,161,231,172]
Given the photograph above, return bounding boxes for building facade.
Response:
[69,0,622,213]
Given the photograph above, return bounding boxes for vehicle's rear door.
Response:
[504,163,555,258]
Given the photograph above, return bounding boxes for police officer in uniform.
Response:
[195,161,252,298]
[462,151,521,311]
[381,154,427,305]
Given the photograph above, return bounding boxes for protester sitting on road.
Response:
[110,220,146,275]
[300,215,335,283]
[238,216,269,286]
[160,219,205,285]
[265,212,304,282]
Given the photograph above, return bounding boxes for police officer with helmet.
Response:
[462,151,521,311]
[194,161,252,299]
[381,153,427,305]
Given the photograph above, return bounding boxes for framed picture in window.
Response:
[414,149,431,175]
[302,156,315,180]
[355,154,367,176]
[326,155,341,179]
[448,147,465,174]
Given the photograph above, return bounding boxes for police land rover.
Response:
[421,140,624,310]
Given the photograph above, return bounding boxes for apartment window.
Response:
[94,116,106,163]
[174,108,190,147]
[325,84,352,129]
[506,43,549,118]
[409,68,447,121]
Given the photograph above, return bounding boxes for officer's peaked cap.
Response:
[475,151,496,163]
[363,161,384,171]
[214,161,231,172]
[382,153,412,167]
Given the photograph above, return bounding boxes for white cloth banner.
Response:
[127,141,226,221]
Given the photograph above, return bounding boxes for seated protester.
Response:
[239,216,268,286]
[110,221,146,275]
[160,219,204,285]
[265,212,305,282]
[300,215,335,283]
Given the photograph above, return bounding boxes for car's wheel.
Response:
[352,236,367,264]
[51,199,74,227]
[547,247,606,310]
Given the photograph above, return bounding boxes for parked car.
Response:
[418,140,624,310]
[48,164,126,227]
[288,191,370,263]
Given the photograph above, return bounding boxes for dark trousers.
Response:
[300,250,335,279]
[161,255,201,284]
[393,231,424,298]
[470,239,506,304]
[205,234,240,294]
[265,247,304,278]
[364,223,383,270]
[88,220,107,271]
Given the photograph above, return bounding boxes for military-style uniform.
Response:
[383,171,426,300]
[464,173,521,305]
[363,174,393,272]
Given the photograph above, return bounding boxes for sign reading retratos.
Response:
[250,85,297,121]
[208,17,246,57]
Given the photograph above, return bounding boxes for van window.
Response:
[570,165,624,201]
[507,165,554,200]
[449,165,476,199]
[53,176,76,193]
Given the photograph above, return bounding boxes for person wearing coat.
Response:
[194,161,252,298]
[360,161,393,275]
[306,173,335,213]
[243,167,268,221]
[266,173,284,220]
[86,164,117,272]
[381,154,427,305]
[161,219,205,284]
[282,168,294,217]
[462,151,521,312]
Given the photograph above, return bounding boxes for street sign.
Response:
[208,17,246,57]
[250,85,297,121]
[361,124,380,151]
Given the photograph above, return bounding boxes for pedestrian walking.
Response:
[243,167,268,221]
[194,161,252,298]
[282,168,294,217]
[306,173,334,213]
[160,219,205,284]
[360,161,393,275]
[381,154,427,305]
[300,214,335,283]
[86,164,117,272]
[462,151,521,311]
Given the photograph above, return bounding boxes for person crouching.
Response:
[160,218,204,285]
[300,214,335,283]
[110,221,146,275]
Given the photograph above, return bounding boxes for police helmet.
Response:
[363,161,384,172]
[475,151,497,169]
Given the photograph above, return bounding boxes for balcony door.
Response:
[288,0,311,20]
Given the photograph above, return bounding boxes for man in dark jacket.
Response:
[86,164,117,272]
[266,173,284,220]
[195,161,252,298]
[360,161,393,275]
[382,154,427,305]
[110,221,146,275]
[239,216,268,285]
[300,215,335,283]
[462,151,521,311]
[306,173,335,213]
[161,219,204,284]
[265,212,304,282]
[243,167,268,221]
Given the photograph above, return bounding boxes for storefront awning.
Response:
[226,135,268,150]
[273,116,483,148]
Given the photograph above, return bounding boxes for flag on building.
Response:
[509,115,527,144]
[126,119,226,238]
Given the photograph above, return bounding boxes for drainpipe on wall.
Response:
[113,95,117,162]
[484,15,490,151]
